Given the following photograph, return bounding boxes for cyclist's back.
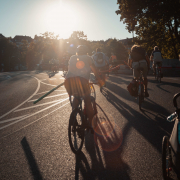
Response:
[128,45,149,97]
[92,48,109,70]
[110,53,117,66]
[151,46,163,72]
[64,45,104,128]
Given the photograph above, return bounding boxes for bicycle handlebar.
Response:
[173,92,180,108]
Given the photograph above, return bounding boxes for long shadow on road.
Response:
[21,137,43,180]
[74,103,130,180]
[101,86,173,154]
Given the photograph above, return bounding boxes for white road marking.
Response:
[0,102,70,139]
[0,98,69,130]
[28,93,68,102]
[40,81,56,86]
[0,115,29,124]
[0,76,41,120]
[14,98,68,112]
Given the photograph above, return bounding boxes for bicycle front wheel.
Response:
[68,108,85,154]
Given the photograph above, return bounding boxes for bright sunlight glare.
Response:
[43,0,79,39]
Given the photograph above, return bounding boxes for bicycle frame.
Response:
[137,71,144,110]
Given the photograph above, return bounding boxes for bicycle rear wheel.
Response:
[68,108,85,154]
[162,136,171,180]
[138,95,142,110]
[138,84,144,110]
[157,70,161,83]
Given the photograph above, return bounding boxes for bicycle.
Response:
[162,92,180,180]
[154,62,162,83]
[137,69,145,110]
[68,83,97,154]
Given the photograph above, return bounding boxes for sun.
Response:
[43,0,79,39]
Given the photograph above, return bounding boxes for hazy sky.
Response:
[0,0,133,41]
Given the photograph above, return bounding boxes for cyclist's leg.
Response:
[64,77,81,110]
[84,95,94,126]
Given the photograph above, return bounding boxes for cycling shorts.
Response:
[64,77,90,98]
[132,61,148,78]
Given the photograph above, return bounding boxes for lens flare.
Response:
[92,114,115,136]
[94,123,123,152]
[76,61,85,69]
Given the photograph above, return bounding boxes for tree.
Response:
[0,37,18,71]
[116,0,180,58]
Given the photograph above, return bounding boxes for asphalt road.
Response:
[0,71,180,180]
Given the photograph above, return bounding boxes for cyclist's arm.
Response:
[90,63,104,86]
[150,52,154,61]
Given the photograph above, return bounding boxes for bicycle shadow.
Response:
[74,103,130,180]
[101,88,173,153]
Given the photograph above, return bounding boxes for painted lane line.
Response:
[0,98,69,130]
[14,98,67,112]
[0,76,41,120]
[0,115,30,124]
[40,81,56,86]
[28,93,68,102]
[0,102,70,140]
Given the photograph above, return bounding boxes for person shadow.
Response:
[74,103,130,180]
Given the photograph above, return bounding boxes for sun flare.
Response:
[43,1,79,38]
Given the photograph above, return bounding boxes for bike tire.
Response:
[68,108,85,154]
[138,95,142,110]
[158,70,161,83]
[162,136,170,180]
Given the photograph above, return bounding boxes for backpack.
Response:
[95,53,104,64]
[127,79,138,97]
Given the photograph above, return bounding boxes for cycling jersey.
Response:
[151,50,162,62]
[92,52,109,68]
[65,55,93,80]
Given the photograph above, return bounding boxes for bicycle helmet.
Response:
[154,46,159,51]
[76,45,88,55]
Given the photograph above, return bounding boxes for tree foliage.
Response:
[0,31,129,71]
[116,0,180,58]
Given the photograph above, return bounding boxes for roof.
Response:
[0,34,5,39]
[13,35,33,43]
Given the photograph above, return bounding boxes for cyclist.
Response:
[150,46,163,74]
[128,45,149,97]
[109,53,118,67]
[91,48,109,83]
[64,45,104,128]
